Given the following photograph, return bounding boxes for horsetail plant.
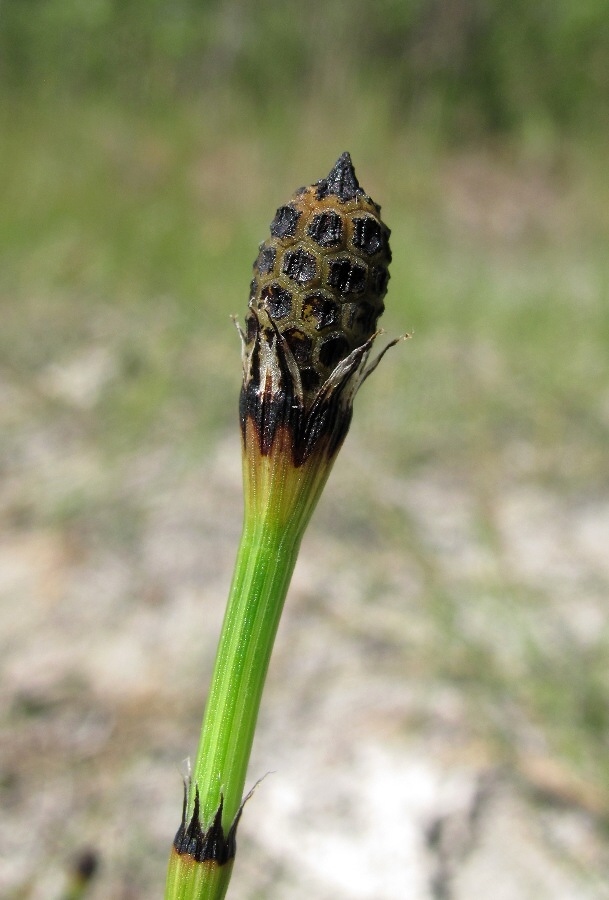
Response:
[165,152,398,900]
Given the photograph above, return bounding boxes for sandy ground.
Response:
[1,348,609,899]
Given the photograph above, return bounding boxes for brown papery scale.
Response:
[240,152,393,463]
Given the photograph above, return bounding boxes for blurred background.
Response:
[1,2,609,897]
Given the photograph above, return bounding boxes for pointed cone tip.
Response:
[333,151,353,170]
[317,151,363,201]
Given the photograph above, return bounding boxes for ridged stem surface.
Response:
[193,514,301,827]
[165,432,334,900]
[165,854,234,900]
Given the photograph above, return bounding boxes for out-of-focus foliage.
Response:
[2,0,609,138]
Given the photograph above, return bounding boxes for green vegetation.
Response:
[3,0,609,137]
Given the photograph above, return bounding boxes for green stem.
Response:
[165,431,334,900]
[164,857,234,900]
[193,516,302,828]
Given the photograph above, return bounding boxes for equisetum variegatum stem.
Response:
[165,152,400,900]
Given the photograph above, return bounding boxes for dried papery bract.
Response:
[165,153,398,900]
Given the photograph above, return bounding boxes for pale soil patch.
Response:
[2,399,609,898]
